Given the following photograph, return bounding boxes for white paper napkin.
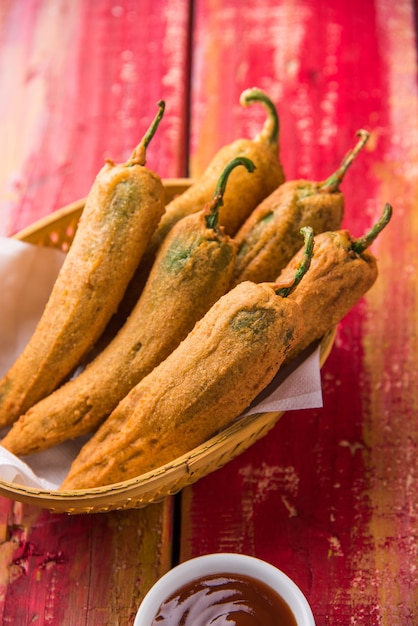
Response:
[0,236,323,490]
[0,237,66,373]
[243,344,322,416]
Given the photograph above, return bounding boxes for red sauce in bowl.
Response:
[150,572,298,625]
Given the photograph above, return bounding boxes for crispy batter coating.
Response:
[155,137,284,243]
[60,281,304,490]
[0,163,165,428]
[279,229,378,363]
[231,180,344,286]
[2,212,236,455]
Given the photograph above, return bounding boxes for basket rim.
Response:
[1,183,336,512]
[0,329,335,509]
[12,178,192,243]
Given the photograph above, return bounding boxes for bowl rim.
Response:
[134,552,316,625]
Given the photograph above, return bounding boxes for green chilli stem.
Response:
[239,87,280,145]
[205,156,256,230]
[351,203,393,254]
[127,100,166,166]
[276,227,314,297]
[319,129,370,193]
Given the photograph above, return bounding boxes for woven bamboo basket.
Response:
[0,179,335,514]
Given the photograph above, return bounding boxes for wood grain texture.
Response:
[0,0,190,623]
[182,1,418,624]
[0,0,191,236]
[0,499,173,625]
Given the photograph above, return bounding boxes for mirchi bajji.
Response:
[59,229,314,490]
[0,102,166,428]
[279,203,392,364]
[1,157,254,456]
[230,129,370,287]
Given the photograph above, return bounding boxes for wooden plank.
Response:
[0,500,173,625]
[182,1,418,624]
[0,0,191,236]
[0,0,191,622]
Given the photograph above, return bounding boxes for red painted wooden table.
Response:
[1,1,417,624]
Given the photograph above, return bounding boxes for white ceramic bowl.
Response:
[135,552,315,625]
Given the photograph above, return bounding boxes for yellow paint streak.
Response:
[106,501,173,613]
[359,3,418,622]
[189,0,224,177]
